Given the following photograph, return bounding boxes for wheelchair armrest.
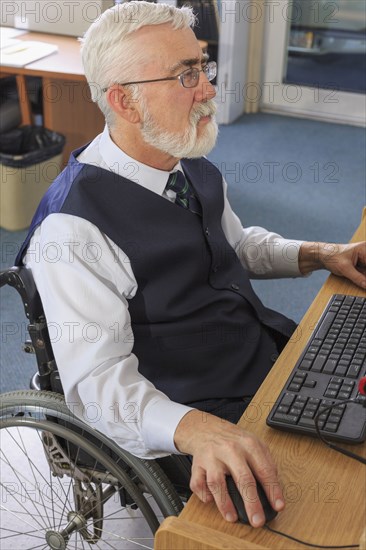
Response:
[1,266,45,324]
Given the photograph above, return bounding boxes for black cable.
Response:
[259,398,365,548]
[314,399,366,465]
[263,525,358,549]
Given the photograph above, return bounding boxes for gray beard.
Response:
[140,99,219,159]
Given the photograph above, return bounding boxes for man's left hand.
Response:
[299,241,366,289]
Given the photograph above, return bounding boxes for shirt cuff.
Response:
[142,399,194,456]
[244,238,305,278]
[270,238,305,278]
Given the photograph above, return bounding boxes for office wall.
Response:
[1,1,114,37]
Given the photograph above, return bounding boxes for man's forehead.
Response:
[132,23,203,71]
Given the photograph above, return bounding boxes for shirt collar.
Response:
[99,125,182,196]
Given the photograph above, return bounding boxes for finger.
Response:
[342,264,366,289]
[206,474,238,523]
[252,463,285,513]
[244,447,285,523]
[345,243,366,288]
[354,242,366,264]
[190,464,214,503]
[235,472,267,527]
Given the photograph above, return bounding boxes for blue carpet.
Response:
[207,113,365,324]
[1,113,365,392]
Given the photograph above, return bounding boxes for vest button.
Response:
[212,265,219,273]
[205,227,210,236]
[231,283,239,291]
[271,353,279,363]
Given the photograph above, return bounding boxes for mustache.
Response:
[190,100,217,124]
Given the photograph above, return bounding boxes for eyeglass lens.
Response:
[182,62,216,88]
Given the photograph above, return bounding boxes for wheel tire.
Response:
[0,390,184,549]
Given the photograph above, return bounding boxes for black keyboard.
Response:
[267,294,366,444]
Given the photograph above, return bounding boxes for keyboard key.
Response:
[347,364,362,378]
[328,383,341,391]
[329,408,344,418]
[273,413,298,424]
[303,380,317,388]
[280,393,295,407]
[327,414,342,425]
[290,407,303,417]
[293,373,307,381]
[311,355,328,372]
[302,409,316,419]
[294,395,307,406]
[312,339,323,346]
[299,359,312,370]
[298,417,316,428]
[309,397,321,405]
[324,422,339,433]
[276,405,290,414]
[315,312,337,339]
[335,365,347,376]
[324,389,338,399]
[288,383,302,392]
[330,377,343,384]
[338,391,352,400]
[323,360,338,374]
[305,403,319,412]
[321,399,334,408]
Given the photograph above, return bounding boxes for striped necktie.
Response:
[166,171,202,216]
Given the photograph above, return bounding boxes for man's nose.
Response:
[194,73,216,101]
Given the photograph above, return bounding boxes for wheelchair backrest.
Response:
[1,266,63,393]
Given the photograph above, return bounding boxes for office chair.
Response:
[0,266,191,549]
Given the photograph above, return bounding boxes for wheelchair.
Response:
[0,266,191,549]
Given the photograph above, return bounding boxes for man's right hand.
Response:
[174,409,285,527]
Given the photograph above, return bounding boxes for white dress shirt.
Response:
[25,126,304,459]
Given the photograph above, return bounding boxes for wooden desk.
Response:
[155,210,366,550]
[1,31,208,165]
[1,31,105,164]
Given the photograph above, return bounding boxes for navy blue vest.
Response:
[16,148,296,404]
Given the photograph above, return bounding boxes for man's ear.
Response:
[106,85,141,124]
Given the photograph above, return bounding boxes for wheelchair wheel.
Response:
[0,390,184,549]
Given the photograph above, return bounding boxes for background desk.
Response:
[1,31,104,164]
[155,210,366,550]
[1,31,208,165]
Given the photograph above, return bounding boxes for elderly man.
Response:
[16,1,366,528]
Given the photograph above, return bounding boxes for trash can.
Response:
[0,126,65,231]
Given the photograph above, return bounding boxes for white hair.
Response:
[80,1,196,127]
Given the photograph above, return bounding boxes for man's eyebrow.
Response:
[169,53,209,74]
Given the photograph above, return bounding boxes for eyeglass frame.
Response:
[102,61,217,92]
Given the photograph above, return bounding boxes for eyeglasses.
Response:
[103,61,217,92]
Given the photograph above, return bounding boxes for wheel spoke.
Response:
[1,393,182,549]
[0,526,46,540]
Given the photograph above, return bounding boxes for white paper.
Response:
[0,37,21,50]
[0,26,27,39]
[1,40,58,67]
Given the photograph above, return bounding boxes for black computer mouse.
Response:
[226,475,278,524]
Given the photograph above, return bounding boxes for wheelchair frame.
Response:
[0,266,191,549]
